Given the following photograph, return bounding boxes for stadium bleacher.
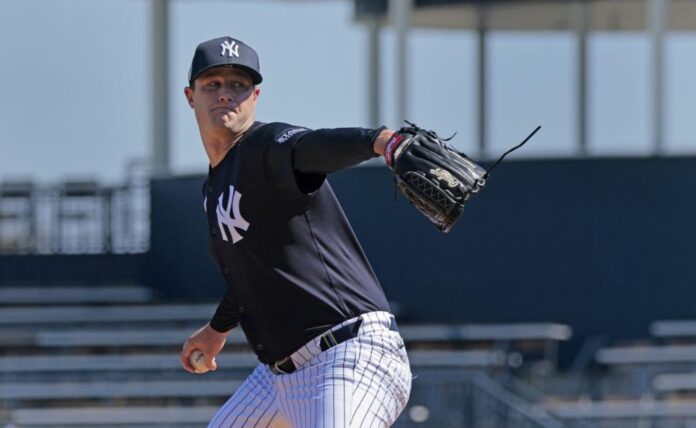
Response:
[0,283,572,427]
[8,286,696,427]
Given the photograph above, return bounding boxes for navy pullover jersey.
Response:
[203,121,390,364]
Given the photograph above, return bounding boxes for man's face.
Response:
[184,67,260,134]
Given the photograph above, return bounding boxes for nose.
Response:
[218,91,233,102]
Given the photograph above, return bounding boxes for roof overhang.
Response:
[354,0,696,31]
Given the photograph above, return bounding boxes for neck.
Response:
[202,118,254,167]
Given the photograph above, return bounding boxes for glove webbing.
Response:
[391,124,541,201]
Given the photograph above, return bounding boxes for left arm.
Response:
[292,127,393,174]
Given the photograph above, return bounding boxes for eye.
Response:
[231,81,250,90]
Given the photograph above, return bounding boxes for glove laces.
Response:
[482,125,541,180]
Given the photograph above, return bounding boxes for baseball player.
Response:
[180,36,411,428]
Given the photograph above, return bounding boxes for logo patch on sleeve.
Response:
[276,127,308,143]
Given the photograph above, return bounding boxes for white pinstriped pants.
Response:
[208,312,412,428]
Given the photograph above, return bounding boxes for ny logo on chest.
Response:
[213,185,250,244]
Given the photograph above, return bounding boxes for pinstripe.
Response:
[226,372,261,427]
[312,360,318,427]
[238,385,264,427]
[311,358,323,427]
[303,360,312,421]
[290,369,302,427]
[277,370,295,426]
[351,334,377,426]
[351,330,363,427]
[381,351,408,423]
[230,370,266,427]
[341,340,348,428]
[248,370,277,428]
[365,340,410,427]
[354,336,385,427]
[209,365,287,428]
[211,379,249,426]
[209,376,249,428]
[212,381,253,427]
[355,333,407,427]
[260,409,279,428]
[209,312,409,428]
[365,359,396,427]
[369,363,398,428]
[253,400,278,428]
[323,353,330,428]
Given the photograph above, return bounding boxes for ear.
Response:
[184,86,195,108]
[252,86,261,103]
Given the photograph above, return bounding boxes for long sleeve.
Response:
[292,126,385,174]
[209,288,239,333]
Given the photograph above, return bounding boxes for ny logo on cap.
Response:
[220,40,240,58]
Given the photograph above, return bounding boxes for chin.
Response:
[223,122,243,133]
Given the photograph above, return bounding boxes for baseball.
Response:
[189,349,209,374]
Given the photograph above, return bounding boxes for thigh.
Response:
[350,332,412,428]
[276,342,358,428]
[275,333,411,428]
[208,364,291,428]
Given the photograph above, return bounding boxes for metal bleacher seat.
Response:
[596,344,696,366]
[8,406,219,427]
[0,285,153,305]
[399,322,571,369]
[0,180,35,253]
[0,379,242,401]
[595,344,696,395]
[0,303,216,326]
[546,398,696,420]
[653,372,696,394]
[0,350,507,376]
[399,323,572,342]
[650,320,696,340]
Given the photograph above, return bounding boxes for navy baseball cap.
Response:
[188,36,262,86]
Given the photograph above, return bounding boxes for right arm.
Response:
[180,322,230,373]
[180,289,238,373]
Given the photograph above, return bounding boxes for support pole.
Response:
[476,2,488,158]
[367,15,381,128]
[390,0,413,125]
[151,0,170,177]
[574,1,589,156]
[648,0,668,155]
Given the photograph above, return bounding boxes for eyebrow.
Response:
[198,69,250,81]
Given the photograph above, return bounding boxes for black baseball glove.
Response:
[384,122,540,233]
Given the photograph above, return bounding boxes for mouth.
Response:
[212,106,236,114]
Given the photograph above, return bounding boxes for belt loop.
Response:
[272,357,293,375]
[321,329,338,349]
[389,316,398,332]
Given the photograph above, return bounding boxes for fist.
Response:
[189,349,209,374]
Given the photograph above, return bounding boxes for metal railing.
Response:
[397,370,569,428]
[0,162,150,255]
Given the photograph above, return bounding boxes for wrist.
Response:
[373,128,395,156]
[207,321,233,336]
[382,131,405,167]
